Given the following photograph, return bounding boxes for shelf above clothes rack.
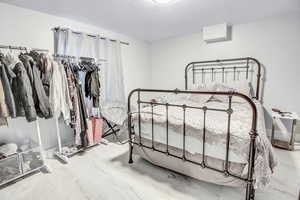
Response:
[52,27,130,46]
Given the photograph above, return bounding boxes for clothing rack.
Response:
[0,44,49,52]
[53,55,103,163]
[0,120,51,188]
[52,27,130,46]
[52,54,124,161]
[54,117,100,163]
[0,44,51,187]
[53,54,107,63]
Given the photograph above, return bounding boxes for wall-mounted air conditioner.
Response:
[203,23,230,43]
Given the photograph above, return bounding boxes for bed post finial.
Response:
[129,156,133,164]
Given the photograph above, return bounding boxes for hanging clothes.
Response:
[86,119,94,146]
[0,78,8,126]
[49,60,72,123]
[75,70,89,148]
[86,117,103,146]
[19,54,52,119]
[78,70,100,118]
[63,62,89,147]
[28,51,43,74]
[29,51,53,96]
[11,62,37,122]
[53,29,105,148]
[0,55,17,119]
[64,62,81,144]
[85,69,100,108]
[0,50,54,124]
[89,117,103,144]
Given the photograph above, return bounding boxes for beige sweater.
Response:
[0,78,8,126]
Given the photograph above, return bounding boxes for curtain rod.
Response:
[0,44,49,52]
[52,27,130,46]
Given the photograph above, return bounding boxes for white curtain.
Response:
[54,29,68,55]
[65,29,83,57]
[80,33,98,58]
[54,29,98,58]
[100,39,126,125]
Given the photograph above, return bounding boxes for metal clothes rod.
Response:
[53,54,107,63]
[53,54,76,59]
[0,44,49,52]
[52,27,130,46]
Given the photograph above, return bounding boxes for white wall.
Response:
[150,12,300,131]
[0,3,150,149]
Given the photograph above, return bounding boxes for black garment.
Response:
[85,70,100,107]
[0,55,16,118]
[12,62,37,122]
[28,51,42,72]
[72,66,89,148]
[29,51,51,96]
[78,84,88,148]
[19,54,52,119]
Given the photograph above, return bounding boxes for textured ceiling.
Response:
[1,0,299,41]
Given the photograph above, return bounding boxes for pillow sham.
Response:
[188,83,216,104]
[150,93,189,104]
[214,80,251,103]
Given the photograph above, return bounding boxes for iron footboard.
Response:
[127,89,258,200]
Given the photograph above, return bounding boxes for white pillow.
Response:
[150,93,189,104]
[188,83,216,104]
[214,81,251,103]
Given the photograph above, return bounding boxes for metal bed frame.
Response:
[127,57,262,200]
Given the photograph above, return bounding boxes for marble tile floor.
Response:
[0,143,299,200]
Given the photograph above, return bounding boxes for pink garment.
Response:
[89,117,103,144]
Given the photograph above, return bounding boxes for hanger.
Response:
[6,48,15,63]
[8,46,13,54]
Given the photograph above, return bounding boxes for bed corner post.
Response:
[237,92,258,200]
[185,63,191,90]
[246,125,258,200]
[128,112,133,164]
[128,89,136,164]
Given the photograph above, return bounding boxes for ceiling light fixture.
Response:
[152,0,174,4]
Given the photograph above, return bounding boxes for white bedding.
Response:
[134,121,247,163]
[131,96,277,189]
[133,99,267,160]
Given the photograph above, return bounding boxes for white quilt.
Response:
[134,121,248,163]
[131,96,277,189]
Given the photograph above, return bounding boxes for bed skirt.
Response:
[133,142,247,187]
